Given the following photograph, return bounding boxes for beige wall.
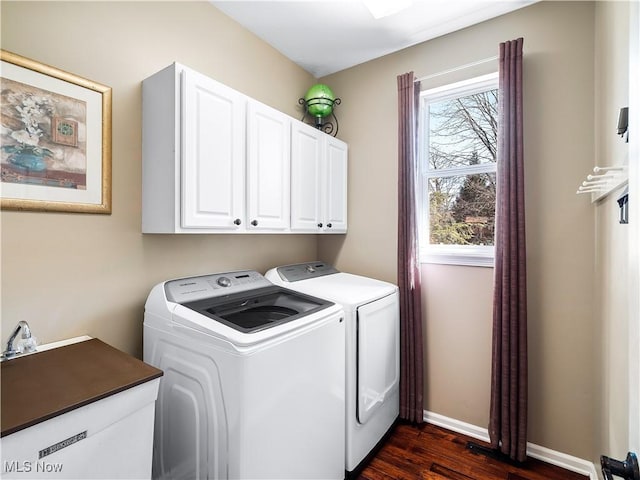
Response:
[0,1,317,357]
[422,265,493,428]
[320,1,598,460]
[594,0,630,463]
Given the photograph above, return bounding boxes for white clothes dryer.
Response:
[144,270,345,480]
[265,262,400,475]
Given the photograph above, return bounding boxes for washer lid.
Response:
[182,286,334,334]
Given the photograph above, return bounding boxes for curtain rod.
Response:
[415,55,499,82]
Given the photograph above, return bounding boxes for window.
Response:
[419,73,498,267]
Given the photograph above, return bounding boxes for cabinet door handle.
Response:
[327,223,332,228]
[317,223,323,228]
[234,218,242,226]
[251,220,258,227]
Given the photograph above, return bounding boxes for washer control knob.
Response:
[217,276,232,287]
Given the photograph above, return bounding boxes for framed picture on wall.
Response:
[0,50,112,213]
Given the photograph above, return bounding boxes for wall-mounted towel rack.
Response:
[577,165,628,203]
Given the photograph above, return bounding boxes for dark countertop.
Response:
[1,338,163,437]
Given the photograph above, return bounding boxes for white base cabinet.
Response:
[142,62,345,234]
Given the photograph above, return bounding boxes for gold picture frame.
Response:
[0,50,112,213]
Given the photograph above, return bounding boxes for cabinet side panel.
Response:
[142,65,178,233]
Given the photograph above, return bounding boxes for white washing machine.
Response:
[143,270,345,480]
[265,262,400,475]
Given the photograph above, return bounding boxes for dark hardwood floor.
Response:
[356,422,589,480]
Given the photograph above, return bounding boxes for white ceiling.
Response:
[210,0,538,78]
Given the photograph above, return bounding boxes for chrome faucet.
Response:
[1,321,36,361]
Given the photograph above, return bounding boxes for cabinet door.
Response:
[291,121,323,232]
[181,68,246,230]
[247,101,291,231]
[323,136,348,233]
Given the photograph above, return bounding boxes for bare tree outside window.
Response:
[425,86,498,247]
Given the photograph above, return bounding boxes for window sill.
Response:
[421,247,494,268]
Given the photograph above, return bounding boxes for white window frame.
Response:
[419,72,498,268]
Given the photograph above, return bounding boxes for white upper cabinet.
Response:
[290,122,323,232]
[142,63,247,233]
[290,122,348,233]
[246,101,291,231]
[142,63,346,234]
[181,68,246,230]
[323,136,348,233]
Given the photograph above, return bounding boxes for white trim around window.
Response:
[419,72,498,268]
[422,245,495,267]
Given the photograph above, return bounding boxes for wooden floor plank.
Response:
[430,462,477,480]
[420,471,454,480]
[356,422,589,480]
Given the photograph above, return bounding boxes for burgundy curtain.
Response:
[397,72,424,423]
[489,37,528,462]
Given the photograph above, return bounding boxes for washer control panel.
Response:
[164,270,271,303]
[276,262,339,282]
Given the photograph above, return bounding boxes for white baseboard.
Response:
[423,410,600,480]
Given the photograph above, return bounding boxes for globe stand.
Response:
[298,97,341,137]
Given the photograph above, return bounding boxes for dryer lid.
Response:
[271,273,397,308]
